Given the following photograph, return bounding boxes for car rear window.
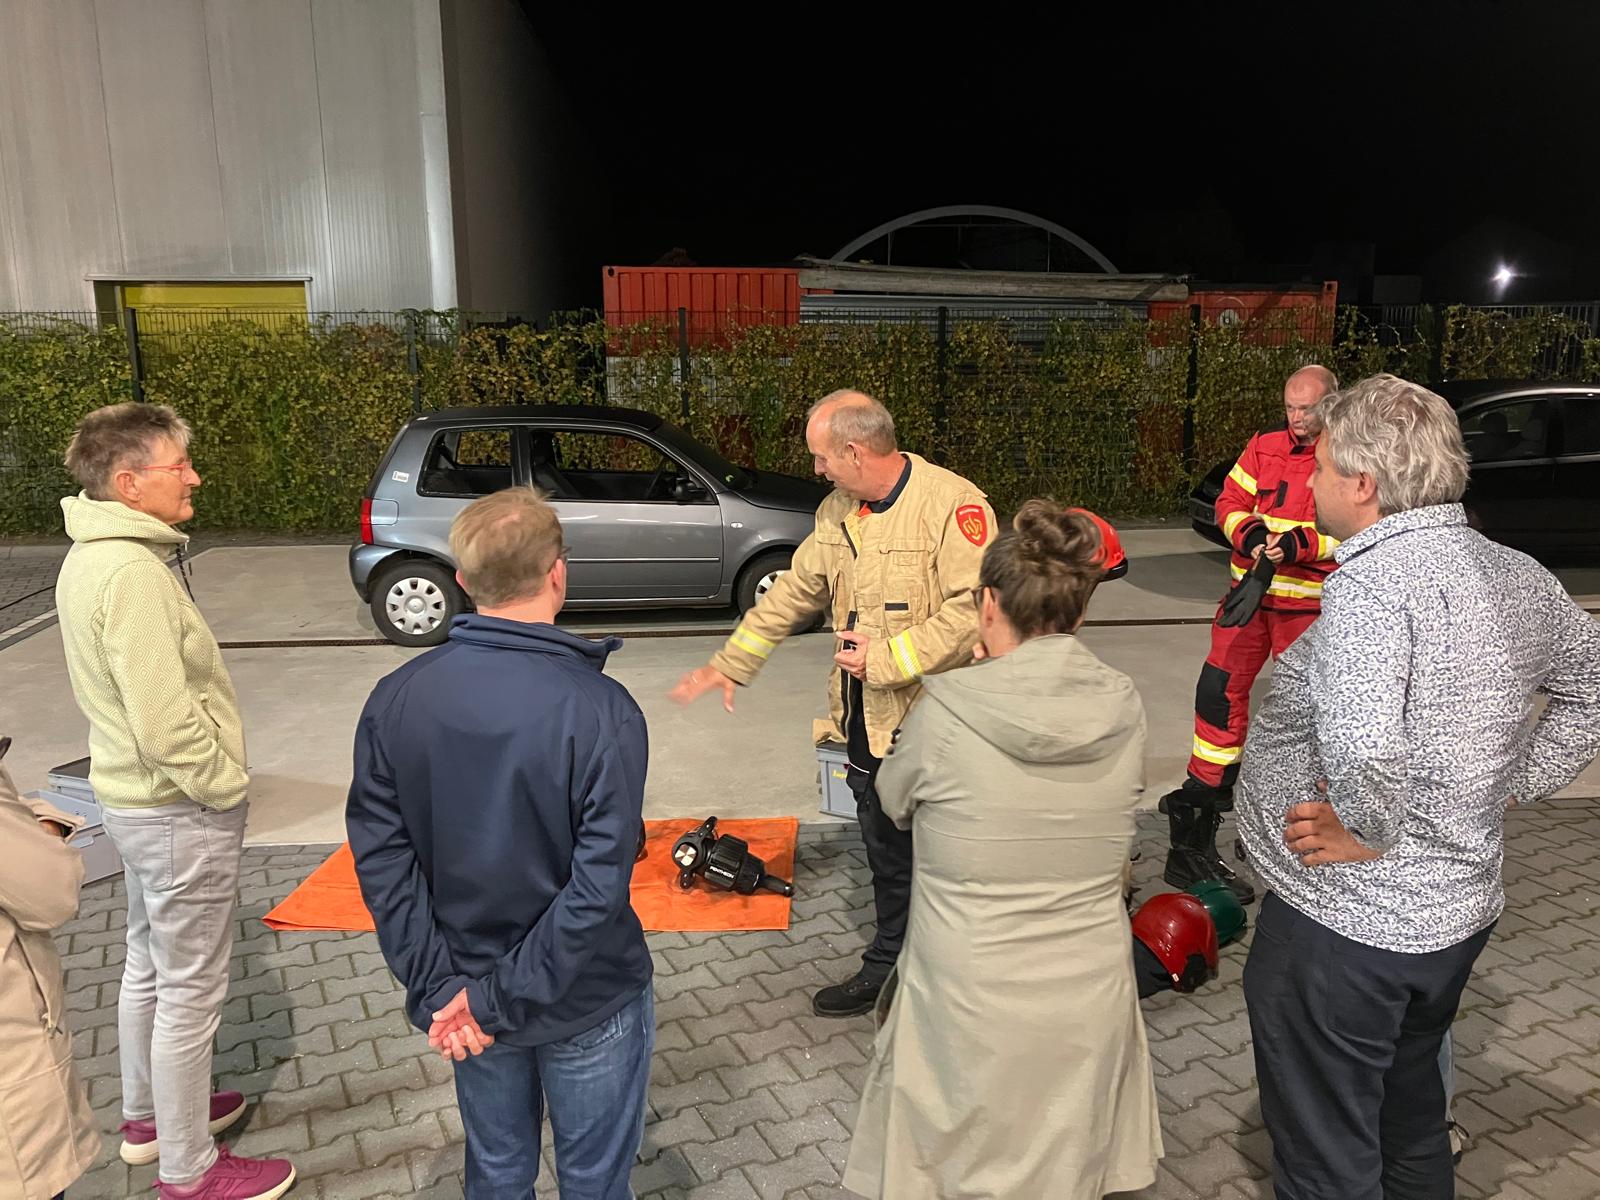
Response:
[419,428,515,496]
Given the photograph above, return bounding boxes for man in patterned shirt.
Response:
[1237,374,1600,1198]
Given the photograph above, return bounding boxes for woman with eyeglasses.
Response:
[844,499,1162,1200]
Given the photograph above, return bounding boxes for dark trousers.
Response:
[1243,893,1493,1200]
[847,765,913,979]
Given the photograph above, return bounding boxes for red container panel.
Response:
[603,267,800,347]
[1148,282,1338,344]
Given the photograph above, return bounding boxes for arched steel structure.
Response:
[832,205,1117,273]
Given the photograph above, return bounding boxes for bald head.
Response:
[804,389,903,500]
[1284,364,1337,442]
[805,390,897,456]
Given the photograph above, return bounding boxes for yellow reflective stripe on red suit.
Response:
[1220,509,1253,540]
[1193,735,1242,765]
[1228,563,1325,599]
[1227,463,1257,493]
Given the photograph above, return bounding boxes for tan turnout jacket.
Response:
[710,453,995,756]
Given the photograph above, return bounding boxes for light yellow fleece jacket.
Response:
[55,493,248,810]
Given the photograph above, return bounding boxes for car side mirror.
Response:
[672,478,706,503]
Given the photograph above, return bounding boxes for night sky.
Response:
[537,4,1600,301]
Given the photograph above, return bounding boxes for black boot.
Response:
[813,968,885,1018]
[1160,782,1256,906]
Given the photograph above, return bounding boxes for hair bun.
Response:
[1011,499,1099,575]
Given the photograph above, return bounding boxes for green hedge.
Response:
[2,306,1595,535]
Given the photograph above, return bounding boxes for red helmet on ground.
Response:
[1131,892,1219,993]
[1070,508,1127,581]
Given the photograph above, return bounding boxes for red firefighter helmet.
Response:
[1131,892,1219,993]
[1070,508,1127,581]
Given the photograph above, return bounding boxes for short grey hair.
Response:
[806,390,897,455]
[1318,374,1469,515]
[64,403,193,500]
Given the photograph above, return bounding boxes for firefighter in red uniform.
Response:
[1161,365,1340,904]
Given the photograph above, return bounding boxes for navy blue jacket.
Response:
[346,615,652,1046]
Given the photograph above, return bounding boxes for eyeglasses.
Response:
[132,459,197,476]
[970,584,988,605]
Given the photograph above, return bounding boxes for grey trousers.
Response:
[102,799,248,1185]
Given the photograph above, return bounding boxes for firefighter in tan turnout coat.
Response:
[672,390,994,1016]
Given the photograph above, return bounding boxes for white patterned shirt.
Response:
[1238,503,1600,952]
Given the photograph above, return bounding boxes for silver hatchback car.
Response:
[351,405,827,646]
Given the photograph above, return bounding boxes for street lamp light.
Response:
[1493,265,1515,287]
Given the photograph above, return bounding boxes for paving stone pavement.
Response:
[53,802,1600,1199]
[0,541,68,630]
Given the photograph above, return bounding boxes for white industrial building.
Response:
[0,0,590,318]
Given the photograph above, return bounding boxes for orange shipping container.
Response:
[1148,281,1337,343]
[602,266,800,348]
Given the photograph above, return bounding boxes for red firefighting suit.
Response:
[1187,426,1340,789]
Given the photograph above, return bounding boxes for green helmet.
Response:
[1186,880,1248,946]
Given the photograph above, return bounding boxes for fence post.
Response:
[677,307,691,422]
[1424,303,1445,385]
[124,307,146,403]
[1183,303,1201,478]
[934,305,950,461]
[403,310,422,415]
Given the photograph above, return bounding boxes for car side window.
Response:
[1556,395,1600,456]
[419,428,515,496]
[1460,399,1552,464]
[536,430,710,503]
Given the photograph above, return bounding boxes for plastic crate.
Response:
[25,788,125,885]
[816,742,855,819]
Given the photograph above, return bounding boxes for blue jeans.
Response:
[452,986,654,1200]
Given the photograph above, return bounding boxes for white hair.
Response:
[1318,374,1469,515]
[805,390,897,455]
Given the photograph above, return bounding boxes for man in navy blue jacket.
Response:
[347,487,653,1200]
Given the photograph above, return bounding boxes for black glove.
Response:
[1217,555,1275,627]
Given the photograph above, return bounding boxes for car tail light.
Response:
[360,497,374,545]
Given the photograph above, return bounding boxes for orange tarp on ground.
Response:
[263,817,797,935]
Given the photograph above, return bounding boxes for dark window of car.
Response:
[419,427,515,496]
[1460,399,1553,464]
[533,429,712,503]
[1556,395,1600,456]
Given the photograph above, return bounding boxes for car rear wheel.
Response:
[371,560,465,647]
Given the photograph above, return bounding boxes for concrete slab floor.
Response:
[8,538,1597,847]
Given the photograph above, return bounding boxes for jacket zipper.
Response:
[838,521,859,730]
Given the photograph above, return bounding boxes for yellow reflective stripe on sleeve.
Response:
[1192,736,1242,765]
[1227,463,1257,492]
[729,625,775,660]
[889,633,923,681]
[1230,563,1246,580]
[1317,534,1340,560]
[1259,513,1317,533]
[1221,510,1252,539]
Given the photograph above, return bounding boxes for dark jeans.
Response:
[1243,893,1493,1200]
[847,765,914,979]
[452,986,654,1200]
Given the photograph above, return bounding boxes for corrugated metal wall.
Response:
[0,0,451,313]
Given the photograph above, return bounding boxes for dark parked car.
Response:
[1190,381,1600,558]
[352,405,828,646]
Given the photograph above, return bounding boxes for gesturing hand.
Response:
[428,988,494,1062]
[669,664,737,712]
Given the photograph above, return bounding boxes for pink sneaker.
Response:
[120,1091,249,1165]
[154,1146,295,1199]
